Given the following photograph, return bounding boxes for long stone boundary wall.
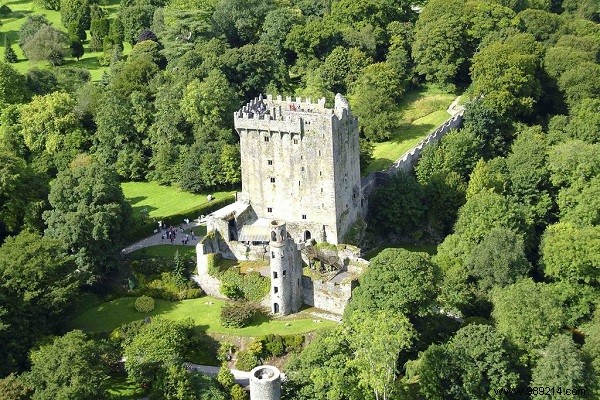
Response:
[361,111,464,202]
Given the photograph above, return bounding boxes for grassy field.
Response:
[364,86,456,174]
[122,181,235,241]
[71,296,335,336]
[127,244,197,260]
[0,0,130,81]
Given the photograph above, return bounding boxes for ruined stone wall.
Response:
[234,94,362,244]
[301,276,356,315]
[195,239,226,299]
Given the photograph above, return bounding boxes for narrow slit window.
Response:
[270,177,275,183]
[267,207,273,213]
[267,160,273,165]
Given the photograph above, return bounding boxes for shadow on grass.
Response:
[6,0,33,6]
[127,196,148,206]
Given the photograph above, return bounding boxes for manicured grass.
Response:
[0,0,129,81]
[128,244,197,260]
[122,181,235,220]
[363,243,439,260]
[364,86,456,174]
[121,181,235,241]
[71,296,335,336]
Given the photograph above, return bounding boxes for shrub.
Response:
[283,334,305,353]
[135,296,155,313]
[236,350,259,371]
[135,272,202,301]
[231,384,248,400]
[220,301,258,328]
[217,362,235,390]
[110,319,148,344]
[261,334,285,357]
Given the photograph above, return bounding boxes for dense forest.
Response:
[1,0,600,397]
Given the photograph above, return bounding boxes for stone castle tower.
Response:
[234,93,363,244]
[268,220,303,315]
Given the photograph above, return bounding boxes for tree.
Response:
[345,248,440,320]
[530,335,587,399]
[346,310,415,400]
[0,62,28,105]
[470,33,542,117]
[491,279,565,358]
[60,0,91,31]
[541,223,600,285]
[0,231,79,374]
[90,17,110,51]
[465,228,531,295]
[0,373,32,400]
[27,331,107,399]
[18,91,85,169]
[119,5,156,45]
[18,15,51,49]
[412,0,474,89]
[212,0,275,46]
[124,318,193,386]
[70,38,85,60]
[4,37,18,63]
[22,25,69,66]
[462,98,514,158]
[416,323,520,400]
[0,4,12,16]
[285,326,364,400]
[217,362,235,391]
[180,69,238,128]
[349,62,403,142]
[369,171,425,236]
[43,157,132,284]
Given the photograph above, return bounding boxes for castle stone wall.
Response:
[234,94,362,244]
[301,275,355,315]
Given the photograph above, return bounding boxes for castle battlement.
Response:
[234,93,352,130]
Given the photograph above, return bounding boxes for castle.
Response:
[195,94,366,316]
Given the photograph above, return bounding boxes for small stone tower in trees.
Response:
[268,220,303,315]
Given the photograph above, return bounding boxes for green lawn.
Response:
[71,296,335,336]
[122,181,235,241]
[364,86,456,174]
[0,0,129,81]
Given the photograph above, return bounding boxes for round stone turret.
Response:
[249,365,281,400]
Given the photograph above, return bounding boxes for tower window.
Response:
[264,136,269,142]
[267,160,273,165]
[267,207,272,213]
[283,270,287,277]
[273,271,278,279]
[319,171,322,176]
[271,251,275,259]
[318,150,321,156]
[301,167,304,172]
[270,177,275,183]
[299,181,301,186]
[274,286,279,294]
[302,214,307,220]
[293,139,298,144]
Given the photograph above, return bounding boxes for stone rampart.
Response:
[361,111,464,203]
[301,275,356,315]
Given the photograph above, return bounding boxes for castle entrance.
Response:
[304,230,311,241]
[273,303,279,313]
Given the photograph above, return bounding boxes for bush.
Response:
[236,350,259,371]
[231,384,248,400]
[220,301,258,328]
[133,272,202,301]
[261,334,285,357]
[283,334,305,353]
[110,319,148,345]
[135,296,155,313]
